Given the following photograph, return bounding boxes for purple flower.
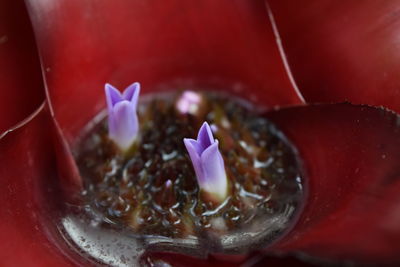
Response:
[176,91,202,115]
[184,122,228,202]
[105,82,140,151]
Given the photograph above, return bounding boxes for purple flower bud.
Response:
[184,122,228,202]
[165,179,172,188]
[105,82,140,151]
[176,91,202,114]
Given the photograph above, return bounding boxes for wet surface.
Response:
[67,91,304,265]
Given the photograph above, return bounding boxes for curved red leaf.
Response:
[141,251,316,267]
[5,103,397,265]
[0,0,44,133]
[265,104,400,264]
[21,1,400,265]
[26,0,304,144]
[142,104,400,265]
[0,104,77,266]
[268,0,400,113]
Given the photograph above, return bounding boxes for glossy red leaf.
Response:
[265,104,400,264]
[141,251,316,267]
[139,104,400,265]
[0,104,77,266]
[20,1,400,265]
[26,0,304,145]
[0,0,44,133]
[268,0,400,113]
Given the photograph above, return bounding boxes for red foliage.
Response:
[1,0,400,265]
[0,0,44,133]
[269,0,400,113]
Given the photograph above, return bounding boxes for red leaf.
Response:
[141,251,316,266]
[26,0,304,144]
[268,0,400,113]
[0,0,44,133]
[143,104,400,265]
[0,105,77,266]
[266,104,400,264]
[18,1,400,265]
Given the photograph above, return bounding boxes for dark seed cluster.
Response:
[75,92,303,239]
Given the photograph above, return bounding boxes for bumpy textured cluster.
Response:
[105,84,228,202]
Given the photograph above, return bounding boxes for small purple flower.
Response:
[184,122,228,202]
[165,179,172,188]
[176,91,202,114]
[105,82,140,151]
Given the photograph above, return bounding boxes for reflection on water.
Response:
[64,90,305,266]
